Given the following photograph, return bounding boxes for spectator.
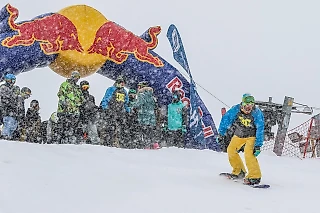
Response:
[0,74,18,140]
[100,76,130,147]
[132,81,157,149]
[78,80,100,145]
[57,71,84,144]
[14,86,32,141]
[162,90,188,148]
[25,100,41,143]
[46,112,61,144]
[123,88,140,148]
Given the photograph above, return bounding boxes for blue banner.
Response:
[166,24,205,145]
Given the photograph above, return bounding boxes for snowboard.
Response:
[219,173,270,189]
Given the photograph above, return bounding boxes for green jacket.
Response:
[57,79,84,114]
[132,87,156,126]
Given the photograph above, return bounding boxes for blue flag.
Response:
[166,24,205,145]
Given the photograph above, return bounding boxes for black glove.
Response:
[216,134,224,144]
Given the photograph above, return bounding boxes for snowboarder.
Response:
[216,93,264,185]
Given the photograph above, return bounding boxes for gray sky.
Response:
[7,0,320,130]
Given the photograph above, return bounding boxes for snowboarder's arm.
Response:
[253,108,265,147]
[218,104,240,136]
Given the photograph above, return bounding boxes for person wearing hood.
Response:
[162,90,188,148]
[132,81,157,149]
[100,76,129,147]
[56,71,84,144]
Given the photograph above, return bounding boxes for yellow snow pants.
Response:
[227,135,261,179]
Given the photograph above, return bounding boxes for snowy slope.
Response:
[0,141,319,213]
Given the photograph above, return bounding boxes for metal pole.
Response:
[303,117,314,158]
[273,96,294,156]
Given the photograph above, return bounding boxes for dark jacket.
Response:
[25,108,41,142]
[25,108,41,128]
[79,90,97,122]
[0,83,18,117]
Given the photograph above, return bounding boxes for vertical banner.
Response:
[166,24,205,145]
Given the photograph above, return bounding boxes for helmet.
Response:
[80,80,89,87]
[4,73,16,84]
[116,75,126,84]
[30,99,39,108]
[4,73,16,80]
[137,81,149,88]
[50,112,59,123]
[80,80,90,90]
[70,71,81,80]
[242,93,255,105]
[21,87,32,98]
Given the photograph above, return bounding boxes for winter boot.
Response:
[243,178,261,185]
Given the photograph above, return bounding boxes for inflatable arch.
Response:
[0,4,219,150]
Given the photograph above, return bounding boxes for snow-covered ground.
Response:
[0,141,318,213]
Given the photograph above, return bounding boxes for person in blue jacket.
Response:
[99,76,130,147]
[216,93,264,185]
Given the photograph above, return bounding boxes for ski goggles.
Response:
[242,96,255,106]
[6,79,15,84]
[81,84,90,90]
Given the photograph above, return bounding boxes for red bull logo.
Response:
[1,4,83,54]
[87,21,164,67]
[0,4,164,77]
